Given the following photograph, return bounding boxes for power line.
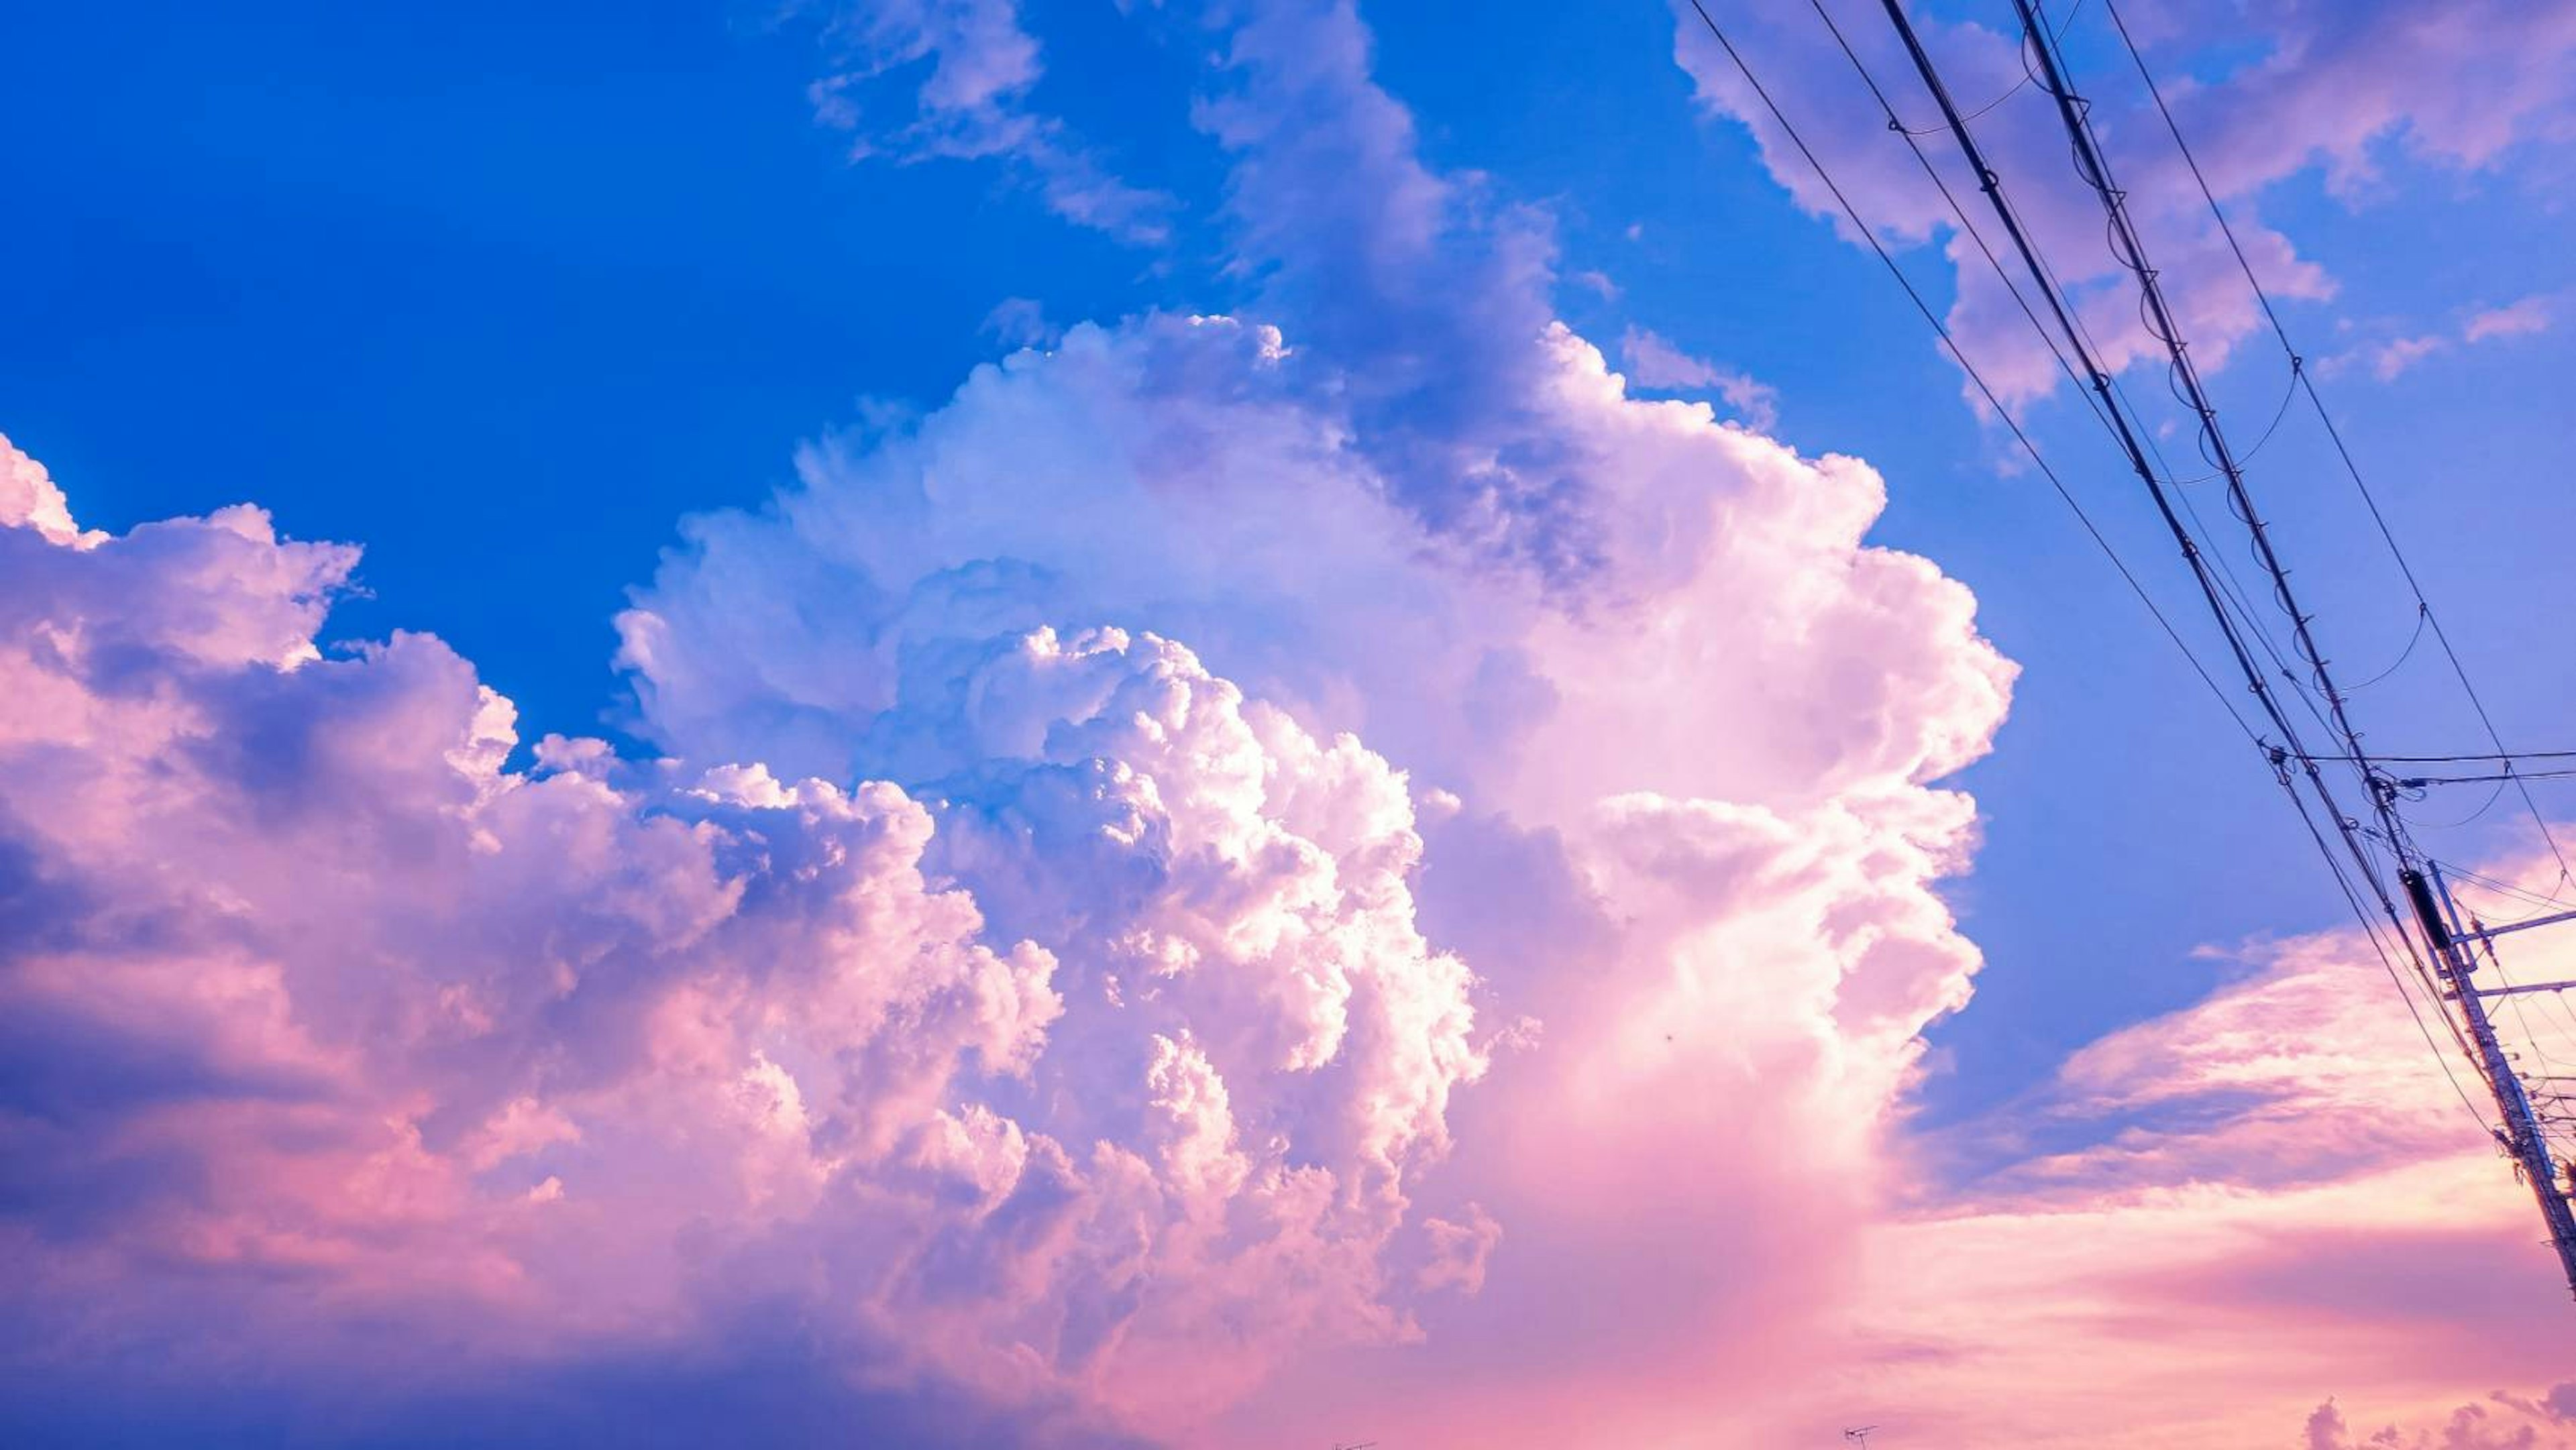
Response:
[2009,0,2373,782]
[2001,0,2576,1288]
[1857,0,2400,946]
[2295,748,2576,766]
[2439,860,2576,915]
[2400,769,2576,789]
[1679,0,2259,742]
[1707,0,2576,1285]
[2099,0,2576,895]
[1841,0,2522,1190]
[1803,0,2337,751]
[2277,757,2493,1130]
[1809,0,2511,1166]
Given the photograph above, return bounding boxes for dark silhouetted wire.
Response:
[2296,748,2576,766]
[1682,0,2259,744]
[2102,0,2576,894]
[2401,769,2576,789]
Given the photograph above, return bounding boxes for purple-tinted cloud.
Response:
[1669,1,2576,412]
[0,432,1486,1441]
[1619,324,1782,431]
[2467,294,2555,343]
[807,0,1176,242]
[25,0,2570,1444]
[623,3,2019,1442]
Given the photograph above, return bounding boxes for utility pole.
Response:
[2409,865,2576,1294]
[1868,0,2576,1297]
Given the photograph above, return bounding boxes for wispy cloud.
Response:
[1617,325,1780,430]
[2326,290,2558,378]
[2467,293,2555,342]
[2362,332,2447,380]
[807,0,1175,243]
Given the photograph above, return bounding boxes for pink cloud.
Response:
[2324,292,2555,380]
[2468,295,2555,342]
[1669,1,2576,410]
[17,0,2567,1443]
[1,0,2022,1427]
[2366,333,2449,380]
[0,432,1495,1439]
[1618,324,1783,430]
[1825,887,2576,1447]
[620,13,2018,1444]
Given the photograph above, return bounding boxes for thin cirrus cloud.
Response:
[4,0,2573,1446]
[804,0,1177,243]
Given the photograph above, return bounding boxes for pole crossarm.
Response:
[2461,909,2576,946]
[2454,979,2576,1001]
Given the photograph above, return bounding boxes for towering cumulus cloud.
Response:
[0,437,1481,1443]
[618,0,2013,1442]
[1,1,2017,1445]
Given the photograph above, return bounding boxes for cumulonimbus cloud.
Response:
[33,0,2567,1444]
[616,0,2017,1441]
[0,433,1491,1443]
[0,4,2017,1443]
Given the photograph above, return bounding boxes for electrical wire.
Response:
[1821,0,2351,781]
[2296,748,2576,766]
[1796,0,2500,1145]
[1864,0,2408,972]
[2100,0,2576,897]
[1888,0,2086,136]
[2401,769,2576,789]
[1701,0,2537,1162]
[2440,860,2576,915]
[2153,359,2302,486]
[2070,1,2576,1251]
[1682,0,2260,744]
[2275,760,2492,1129]
[1854,0,2499,1148]
[2345,604,2430,693]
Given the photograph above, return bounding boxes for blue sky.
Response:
[15,0,2567,1135]
[10,3,2576,1440]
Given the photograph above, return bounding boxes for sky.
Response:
[5,0,2576,1445]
